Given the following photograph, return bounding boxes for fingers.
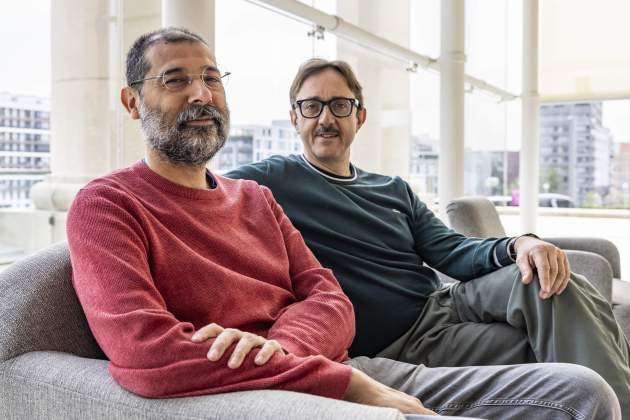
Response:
[531,250,551,297]
[547,249,560,293]
[254,340,283,366]
[207,328,243,362]
[557,252,572,295]
[205,329,281,368]
[516,254,534,285]
[525,245,571,299]
[549,249,566,295]
[191,323,224,342]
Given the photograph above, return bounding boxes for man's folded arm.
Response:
[66,189,352,399]
[260,186,356,362]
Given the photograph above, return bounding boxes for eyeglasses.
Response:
[129,68,231,92]
[293,97,360,118]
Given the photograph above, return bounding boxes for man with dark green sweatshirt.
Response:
[226,58,630,415]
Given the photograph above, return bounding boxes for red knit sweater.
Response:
[67,161,355,399]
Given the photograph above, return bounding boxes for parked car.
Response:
[538,193,575,208]
[487,193,574,208]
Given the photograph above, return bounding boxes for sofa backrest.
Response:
[446,196,507,238]
[0,242,105,362]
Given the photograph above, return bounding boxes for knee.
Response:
[554,364,621,419]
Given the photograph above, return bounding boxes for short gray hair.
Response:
[125,27,208,92]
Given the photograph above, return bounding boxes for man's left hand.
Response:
[514,236,571,299]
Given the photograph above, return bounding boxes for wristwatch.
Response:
[508,233,540,261]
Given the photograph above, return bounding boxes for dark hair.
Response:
[289,59,364,109]
[125,27,208,92]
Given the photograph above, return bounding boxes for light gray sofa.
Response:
[446,196,630,340]
[0,242,405,420]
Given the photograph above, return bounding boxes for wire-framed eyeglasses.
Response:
[129,68,231,92]
[293,97,360,118]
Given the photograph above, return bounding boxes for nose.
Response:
[318,103,336,125]
[187,77,213,105]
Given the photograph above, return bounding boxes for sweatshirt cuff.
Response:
[493,237,514,267]
[322,361,354,400]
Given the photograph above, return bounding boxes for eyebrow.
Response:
[297,96,352,102]
[160,65,220,76]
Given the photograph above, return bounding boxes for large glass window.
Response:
[539,100,630,210]
[464,0,521,206]
[214,0,336,173]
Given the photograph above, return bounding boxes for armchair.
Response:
[0,242,403,420]
[445,196,630,340]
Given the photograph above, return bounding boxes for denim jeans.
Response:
[348,356,620,419]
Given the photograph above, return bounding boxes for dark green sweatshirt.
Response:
[226,154,513,357]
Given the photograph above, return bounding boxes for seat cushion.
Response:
[0,351,402,420]
[613,279,630,306]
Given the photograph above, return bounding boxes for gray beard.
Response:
[138,101,230,166]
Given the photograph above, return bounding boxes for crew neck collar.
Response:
[134,160,225,201]
[300,154,358,182]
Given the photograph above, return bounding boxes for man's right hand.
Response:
[343,368,438,416]
[191,323,284,368]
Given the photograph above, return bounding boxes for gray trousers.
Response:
[348,357,619,419]
[371,265,630,418]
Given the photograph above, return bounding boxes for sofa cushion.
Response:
[0,242,105,362]
[0,351,402,420]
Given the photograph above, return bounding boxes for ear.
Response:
[356,107,367,132]
[121,87,141,120]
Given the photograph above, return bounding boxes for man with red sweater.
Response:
[67,27,620,419]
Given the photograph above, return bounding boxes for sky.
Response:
[0,0,628,145]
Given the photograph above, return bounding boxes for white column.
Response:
[162,0,215,51]
[336,0,411,178]
[520,0,539,233]
[438,0,465,220]
[31,0,118,211]
[117,0,162,168]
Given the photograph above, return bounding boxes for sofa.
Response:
[445,196,630,340]
[0,242,407,420]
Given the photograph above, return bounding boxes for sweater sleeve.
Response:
[259,186,355,362]
[225,160,272,186]
[407,184,513,280]
[67,187,352,399]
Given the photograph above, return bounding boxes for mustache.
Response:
[315,126,339,136]
[176,105,225,127]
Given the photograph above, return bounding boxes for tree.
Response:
[541,168,562,193]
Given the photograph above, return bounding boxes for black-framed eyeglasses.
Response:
[129,68,231,92]
[293,97,360,118]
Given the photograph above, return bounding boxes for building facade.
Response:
[0,93,51,208]
[252,120,302,163]
[215,126,255,173]
[408,134,438,195]
[539,102,613,206]
[610,142,630,208]
[215,120,303,173]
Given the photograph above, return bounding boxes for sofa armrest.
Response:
[0,242,105,362]
[566,250,613,302]
[0,351,403,420]
[544,237,621,279]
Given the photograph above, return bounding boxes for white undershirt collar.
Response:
[300,154,358,182]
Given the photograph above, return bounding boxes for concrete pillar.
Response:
[162,0,215,51]
[438,0,465,220]
[520,0,539,232]
[31,0,118,212]
[336,0,411,178]
[118,0,162,168]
